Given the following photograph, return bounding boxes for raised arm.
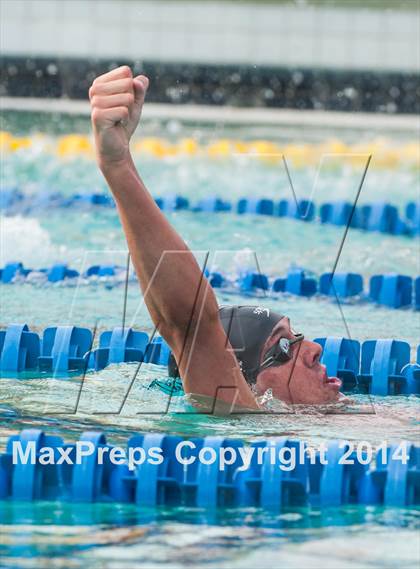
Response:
[89,66,257,411]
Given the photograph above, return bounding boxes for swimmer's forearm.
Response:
[100,155,219,339]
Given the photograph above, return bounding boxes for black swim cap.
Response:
[167,305,285,384]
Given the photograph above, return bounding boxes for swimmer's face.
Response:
[255,317,343,405]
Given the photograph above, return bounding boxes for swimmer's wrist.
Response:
[99,153,133,175]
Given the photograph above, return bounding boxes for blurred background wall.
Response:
[2,0,419,71]
[1,0,419,113]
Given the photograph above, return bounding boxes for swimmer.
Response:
[89,66,343,411]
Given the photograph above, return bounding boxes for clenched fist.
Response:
[89,65,149,167]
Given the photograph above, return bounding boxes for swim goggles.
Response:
[257,332,304,372]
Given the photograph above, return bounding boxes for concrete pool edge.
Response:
[2,97,420,135]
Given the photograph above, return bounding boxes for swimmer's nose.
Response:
[302,341,322,367]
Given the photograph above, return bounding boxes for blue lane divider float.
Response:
[0,430,64,500]
[0,324,40,373]
[362,202,406,234]
[237,198,275,216]
[238,272,270,293]
[38,326,92,373]
[369,274,413,309]
[401,345,420,395]
[88,327,149,371]
[314,337,360,391]
[1,190,418,237]
[0,324,172,375]
[314,336,419,395]
[272,268,317,297]
[236,439,308,508]
[0,430,418,508]
[279,199,316,221]
[71,432,111,502]
[310,441,367,507]
[203,268,226,288]
[415,277,420,311]
[42,264,80,282]
[0,262,31,283]
[0,323,419,395]
[84,265,124,278]
[406,202,420,235]
[193,197,232,213]
[0,188,24,210]
[155,195,189,211]
[2,261,418,311]
[319,272,364,298]
[358,339,412,396]
[1,262,130,285]
[320,201,360,228]
[359,443,420,507]
[144,336,172,366]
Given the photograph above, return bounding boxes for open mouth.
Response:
[320,368,342,388]
[325,376,342,388]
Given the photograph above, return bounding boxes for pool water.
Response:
[1,502,419,569]
[1,111,419,566]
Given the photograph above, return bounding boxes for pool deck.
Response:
[1,96,419,136]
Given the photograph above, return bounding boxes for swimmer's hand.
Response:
[89,66,149,167]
